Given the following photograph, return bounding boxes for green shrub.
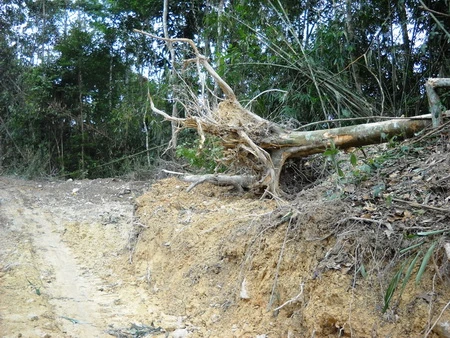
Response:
[176,136,225,173]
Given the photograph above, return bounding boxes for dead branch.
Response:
[444,243,450,261]
[181,174,256,192]
[392,198,450,213]
[134,29,236,101]
[273,283,304,313]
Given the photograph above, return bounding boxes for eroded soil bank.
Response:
[133,177,450,337]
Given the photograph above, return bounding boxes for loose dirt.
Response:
[0,177,156,337]
[1,147,450,337]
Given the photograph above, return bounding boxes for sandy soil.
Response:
[0,177,157,338]
[1,168,450,337]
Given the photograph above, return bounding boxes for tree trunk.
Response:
[213,0,224,108]
[79,70,85,178]
[163,0,179,151]
[261,116,433,194]
[425,78,450,127]
[345,0,362,95]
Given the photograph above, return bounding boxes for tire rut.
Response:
[0,177,154,337]
[25,208,108,337]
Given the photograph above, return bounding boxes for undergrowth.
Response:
[176,135,225,173]
[315,130,450,314]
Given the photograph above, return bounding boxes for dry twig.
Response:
[273,283,304,313]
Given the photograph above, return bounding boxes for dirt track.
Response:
[0,177,155,337]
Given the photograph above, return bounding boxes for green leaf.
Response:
[383,262,405,313]
[417,229,449,236]
[359,263,367,278]
[323,148,338,157]
[399,241,424,253]
[372,183,386,197]
[359,164,372,173]
[385,194,393,207]
[400,251,421,295]
[350,153,357,166]
[415,241,438,285]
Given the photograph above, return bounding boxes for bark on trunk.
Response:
[163,0,179,150]
[425,78,450,127]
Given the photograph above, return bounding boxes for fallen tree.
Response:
[135,30,449,196]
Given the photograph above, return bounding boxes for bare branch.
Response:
[419,5,450,18]
[134,29,237,101]
[147,93,184,122]
[419,1,450,40]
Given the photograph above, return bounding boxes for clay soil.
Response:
[2,143,450,337]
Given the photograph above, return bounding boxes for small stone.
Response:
[240,278,250,299]
[242,323,253,334]
[159,313,183,331]
[43,322,54,330]
[29,314,39,321]
[171,328,189,338]
[434,321,450,338]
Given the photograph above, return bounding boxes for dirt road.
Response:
[0,177,156,337]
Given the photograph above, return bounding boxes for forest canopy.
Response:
[0,0,449,178]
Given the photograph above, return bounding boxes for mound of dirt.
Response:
[132,161,450,337]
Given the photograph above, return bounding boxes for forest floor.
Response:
[2,133,450,337]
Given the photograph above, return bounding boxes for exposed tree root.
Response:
[135,30,450,196]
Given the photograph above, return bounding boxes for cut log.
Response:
[262,116,431,153]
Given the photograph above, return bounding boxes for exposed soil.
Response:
[2,139,450,337]
[0,177,156,337]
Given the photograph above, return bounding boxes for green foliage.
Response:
[383,261,405,313]
[27,278,41,296]
[176,136,225,173]
[323,144,368,183]
[382,230,445,313]
[323,142,345,179]
[357,263,368,279]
